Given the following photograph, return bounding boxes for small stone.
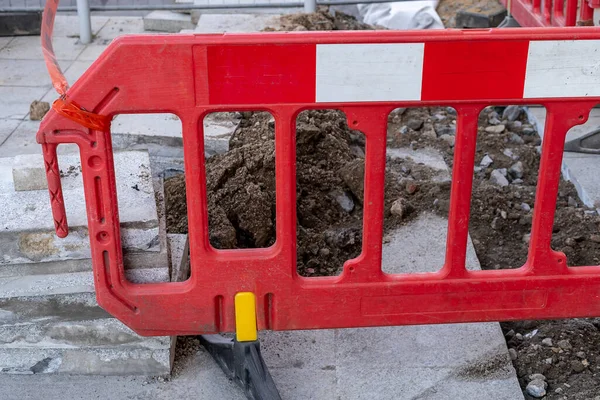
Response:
[439,134,455,147]
[446,107,457,116]
[306,268,315,274]
[423,127,437,140]
[576,351,586,359]
[268,116,275,128]
[509,161,524,179]
[399,125,408,135]
[568,196,577,207]
[542,338,553,346]
[480,155,494,167]
[319,248,330,257]
[558,339,572,350]
[434,124,456,136]
[589,234,600,243]
[407,118,424,130]
[405,181,420,195]
[555,387,563,394]
[491,217,499,230]
[512,179,524,184]
[522,125,536,135]
[391,198,410,219]
[485,124,505,134]
[505,329,515,338]
[529,373,547,382]
[545,358,553,364]
[490,170,509,187]
[526,379,547,398]
[571,360,586,373]
[29,100,50,121]
[432,113,446,121]
[521,203,531,212]
[515,333,523,340]
[508,348,518,360]
[503,148,518,159]
[503,105,522,122]
[489,117,502,125]
[333,191,355,213]
[522,233,531,243]
[508,120,523,131]
[433,198,439,207]
[565,237,576,247]
[499,168,508,176]
[501,210,507,219]
[509,133,525,144]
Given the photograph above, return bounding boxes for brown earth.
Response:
[163,9,600,399]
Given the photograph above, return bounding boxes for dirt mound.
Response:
[263,8,377,31]
[165,109,448,276]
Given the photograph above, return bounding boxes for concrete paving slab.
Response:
[51,15,110,38]
[96,17,147,40]
[528,107,600,211]
[194,13,279,32]
[110,112,240,157]
[77,43,109,62]
[0,86,48,120]
[0,37,12,50]
[0,36,86,61]
[0,120,79,158]
[0,119,20,144]
[0,59,59,88]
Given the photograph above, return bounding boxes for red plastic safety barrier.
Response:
[499,0,593,27]
[37,29,600,336]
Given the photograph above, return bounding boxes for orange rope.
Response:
[41,0,111,131]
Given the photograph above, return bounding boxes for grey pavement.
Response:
[0,14,523,400]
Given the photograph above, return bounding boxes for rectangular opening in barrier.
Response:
[467,105,543,271]
[383,107,453,274]
[541,105,600,268]
[109,113,183,285]
[295,109,365,277]
[201,111,276,250]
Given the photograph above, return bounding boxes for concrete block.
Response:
[0,344,172,375]
[0,318,170,349]
[143,11,196,33]
[456,7,507,28]
[168,234,189,282]
[0,151,160,265]
[194,14,280,33]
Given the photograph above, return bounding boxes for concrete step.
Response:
[0,151,161,266]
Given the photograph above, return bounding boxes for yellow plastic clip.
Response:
[235,292,257,342]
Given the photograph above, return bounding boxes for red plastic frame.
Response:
[499,0,593,27]
[37,29,600,336]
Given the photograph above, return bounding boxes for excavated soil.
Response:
[163,9,600,399]
[165,110,448,276]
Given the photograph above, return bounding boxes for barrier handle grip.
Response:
[42,143,69,238]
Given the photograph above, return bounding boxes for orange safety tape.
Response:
[41,0,111,131]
